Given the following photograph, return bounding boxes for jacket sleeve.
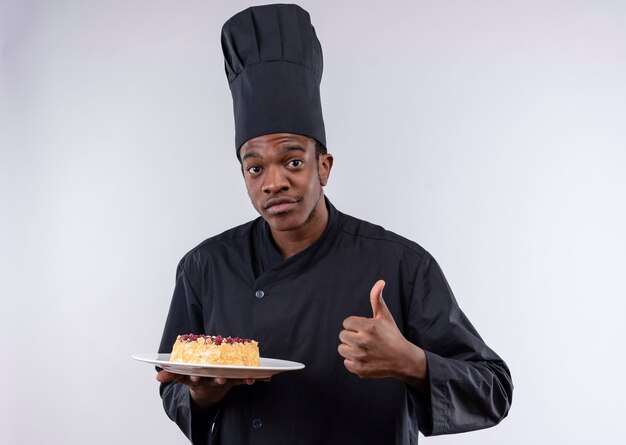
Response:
[157,255,220,444]
[405,253,513,436]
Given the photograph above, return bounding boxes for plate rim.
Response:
[132,353,305,371]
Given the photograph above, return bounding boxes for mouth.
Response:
[264,197,299,214]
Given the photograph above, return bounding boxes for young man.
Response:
[157,5,513,444]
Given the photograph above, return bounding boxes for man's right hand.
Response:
[156,370,269,408]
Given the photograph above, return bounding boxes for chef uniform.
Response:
[158,4,513,444]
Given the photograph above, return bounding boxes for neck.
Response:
[270,196,329,259]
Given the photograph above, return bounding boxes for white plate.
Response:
[132,353,305,378]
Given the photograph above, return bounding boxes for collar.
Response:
[252,196,340,286]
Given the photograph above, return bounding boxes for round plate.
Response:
[132,353,305,378]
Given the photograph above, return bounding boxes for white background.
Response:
[1,1,625,444]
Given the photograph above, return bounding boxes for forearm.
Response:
[160,380,220,442]
[416,351,513,436]
[160,381,194,439]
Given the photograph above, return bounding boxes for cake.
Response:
[170,334,260,366]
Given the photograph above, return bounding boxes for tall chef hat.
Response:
[221,4,326,154]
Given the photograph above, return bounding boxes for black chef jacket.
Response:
[158,200,513,444]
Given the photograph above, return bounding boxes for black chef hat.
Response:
[221,4,326,153]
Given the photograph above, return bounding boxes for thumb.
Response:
[370,279,389,319]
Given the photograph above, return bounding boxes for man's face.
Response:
[239,133,333,234]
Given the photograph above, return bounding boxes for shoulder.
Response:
[337,210,430,261]
[179,218,259,267]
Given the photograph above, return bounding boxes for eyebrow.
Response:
[281,145,306,154]
[241,144,306,162]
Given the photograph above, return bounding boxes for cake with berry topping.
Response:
[170,334,260,366]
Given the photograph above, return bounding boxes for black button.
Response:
[255,290,265,299]
[252,418,262,428]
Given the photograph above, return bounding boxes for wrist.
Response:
[189,386,224,409]
[395,341,429,392]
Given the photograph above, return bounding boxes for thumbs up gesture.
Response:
[338,280,428,385]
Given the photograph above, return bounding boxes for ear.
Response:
[318,153,334,186]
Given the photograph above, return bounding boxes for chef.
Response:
[156,4,513,444]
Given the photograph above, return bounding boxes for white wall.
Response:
[2,1,625,444]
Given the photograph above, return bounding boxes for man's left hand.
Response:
[338,280,428,390]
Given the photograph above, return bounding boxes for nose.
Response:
[262,166,289,194]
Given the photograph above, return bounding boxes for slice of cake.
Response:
[170,334,260,366]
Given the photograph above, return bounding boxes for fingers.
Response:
[156,370,186,383]
[338,328,369,365]
[157,371,269,387]
[337,343,358,361]
[338,328,361,345]
[342,359,364,377]
[342,315,369,331]
[190,375,227,385]
[369,279,387,319]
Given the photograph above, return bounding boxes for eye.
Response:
[246,165,262,175]
[287,159,303,168]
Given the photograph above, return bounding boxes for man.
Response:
[156,4,513,444]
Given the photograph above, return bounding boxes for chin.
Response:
[265,213,306,232]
